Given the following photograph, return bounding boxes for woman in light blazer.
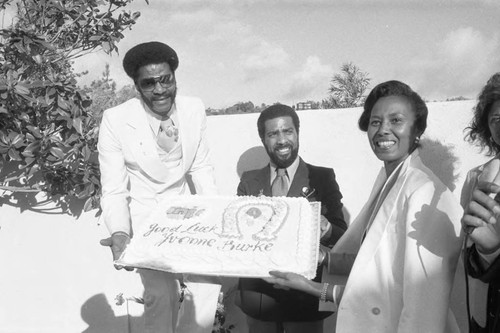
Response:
[266,81,464,332]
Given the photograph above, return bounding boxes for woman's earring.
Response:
[415,137,420,144]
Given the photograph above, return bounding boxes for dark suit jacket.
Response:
[236,158,347,322]
[466,245,500,333]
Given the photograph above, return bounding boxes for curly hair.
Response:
[358,80,428,137]
[465,73,500,156]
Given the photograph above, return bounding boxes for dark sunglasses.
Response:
[138,74,175,91]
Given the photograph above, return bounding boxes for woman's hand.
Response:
[462,181,500,254]
[263,271,322,297]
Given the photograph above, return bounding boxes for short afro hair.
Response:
[123,41,179,80]
[358,80,428,136]
[257,104,300,140]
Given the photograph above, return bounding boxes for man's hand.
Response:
[319,215,332,242]
[264,271,320,297]
[100,232,133,270]
[462,181,500,254]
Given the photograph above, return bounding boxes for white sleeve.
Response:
[97,110,132,235]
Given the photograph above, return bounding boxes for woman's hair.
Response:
[465,72,500,156]
[358,80,428,137]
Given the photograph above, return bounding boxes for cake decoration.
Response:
[116,195,321,278]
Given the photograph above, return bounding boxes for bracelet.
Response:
[320,283,329,302]
[112,231,130,238]
[318,249,326,265]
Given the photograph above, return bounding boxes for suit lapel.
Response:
[254,166,272,196]
[348,154,412,271]
[124,99,171,182]
[175,99,188,173]
[287,158,309,197]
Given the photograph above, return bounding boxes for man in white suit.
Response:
[98,41,221,333]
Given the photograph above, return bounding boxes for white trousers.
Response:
[139,269,221,333]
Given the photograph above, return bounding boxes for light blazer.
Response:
[329,150,463,332]
[98,96,217,236]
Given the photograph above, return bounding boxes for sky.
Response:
[7,0,500,109]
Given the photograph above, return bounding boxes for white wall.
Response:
[208,100,488,220]
[0,100,488,332]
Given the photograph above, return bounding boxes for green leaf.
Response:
[22,150,35,157]
[26,126,43,139]
[101,41,111,53]
[14,83,30,95]
[82,145,91,161]
[24,141,41,154]
[73,117,83,135]
[49,147,65,159]
[47,87,56,96]
[24,157,36,165]
[8,149,22,161]
[83,197,94,211]
[58,96,70,110]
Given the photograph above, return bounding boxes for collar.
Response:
[269,156,300,184]
[141,99,178,135]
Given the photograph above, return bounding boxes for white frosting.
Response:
[116,195,320,278]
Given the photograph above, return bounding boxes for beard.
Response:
[267,143,299,168]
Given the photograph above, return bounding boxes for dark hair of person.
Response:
[358,81,428,141]
[465,73,500,156]
[122,41,179,80]
[257,104,300,140]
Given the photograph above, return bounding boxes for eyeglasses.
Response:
[138,74,175,91]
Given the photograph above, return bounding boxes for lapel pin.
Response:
[301,187,316,198]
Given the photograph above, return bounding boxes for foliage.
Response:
[321,95,340,109]
[212,291,236,333]
[207,101,269,116]
[446,96,469,102]
[81,63,137,124]
[324,62,371,109]
[0,0,145,216]
[224,101,255,114]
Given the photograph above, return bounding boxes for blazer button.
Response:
[371,307,381,315]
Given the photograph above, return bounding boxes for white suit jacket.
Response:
[98,96,220,333]
[329,150,463,332]
[98,96,217,236]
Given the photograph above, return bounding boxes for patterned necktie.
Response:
[157,118,178,152]
[271,168,289,197]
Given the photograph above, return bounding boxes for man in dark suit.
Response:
[462,181,500,333]
[236,104,347,333]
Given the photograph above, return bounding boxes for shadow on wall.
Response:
[81,293,144,333]
[419,138,460,192]
[236,146,269,179]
